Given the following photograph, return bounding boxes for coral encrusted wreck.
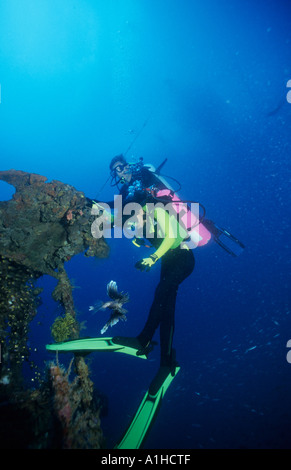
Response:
[0,170,109,448]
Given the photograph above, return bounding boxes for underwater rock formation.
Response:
[0,169,109,448]
[0,169,109,275]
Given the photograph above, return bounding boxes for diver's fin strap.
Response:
[115,366,180,449]
[112,336,157,358]
[46,337,147,359]
[136,340,158,357]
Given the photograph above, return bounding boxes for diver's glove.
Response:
[135,254,159,272]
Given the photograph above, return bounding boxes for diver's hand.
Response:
[135,254,159,272]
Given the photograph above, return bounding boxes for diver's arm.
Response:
[135,207,186,271]
[153,207,185,259]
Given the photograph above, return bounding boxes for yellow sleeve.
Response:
[153,206,187,259]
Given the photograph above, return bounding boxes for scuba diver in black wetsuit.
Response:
[109,154,195,376]
[47,154,245,449]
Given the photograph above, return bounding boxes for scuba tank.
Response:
[137,158,245,256]
[144,161,211,249]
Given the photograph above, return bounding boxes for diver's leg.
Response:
[159,249,195,367]
[137,249,195,362]
[137,279,169,346]
[136,251,175,347]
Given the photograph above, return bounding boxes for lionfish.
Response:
[89,281,129,334]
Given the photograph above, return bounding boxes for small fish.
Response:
[97,281,130,334]
[244,345,257,353]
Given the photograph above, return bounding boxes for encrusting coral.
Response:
[0,170,109,448]
[49,355,104,449]
[50,312,79,343]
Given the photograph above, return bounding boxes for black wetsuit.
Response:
[102,165,195,369]
[138,247,195,368]
[124,170,195,368]
[118,166,168,205]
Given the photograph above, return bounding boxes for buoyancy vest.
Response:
[144,164,212,249]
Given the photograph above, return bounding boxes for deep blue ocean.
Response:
[0,0,290,450]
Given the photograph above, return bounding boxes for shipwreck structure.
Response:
[0,170,109,448]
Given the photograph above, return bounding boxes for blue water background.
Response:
[0,0,290,449]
